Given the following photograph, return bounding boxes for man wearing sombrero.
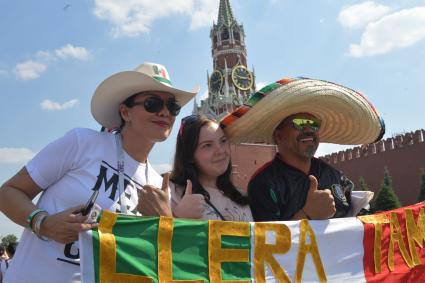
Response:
[221,77,385,221]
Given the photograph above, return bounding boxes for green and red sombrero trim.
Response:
[220,77,385,143]
[221,77,296,128]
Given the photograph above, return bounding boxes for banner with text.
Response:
[80,202,425,282]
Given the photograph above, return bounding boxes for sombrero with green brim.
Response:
[220,77,385,145]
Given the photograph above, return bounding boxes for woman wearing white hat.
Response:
[0,62,198,283]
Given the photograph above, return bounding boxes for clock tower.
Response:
[194,0,256,118]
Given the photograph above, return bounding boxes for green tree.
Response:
[418,168,425,202]
[1,234,18,247]
[372,167,402,212]
[359,176,369,191]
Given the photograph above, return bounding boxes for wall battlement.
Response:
[321,129,425,165]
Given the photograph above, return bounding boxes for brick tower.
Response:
[193,0,276,190]
[194,0,256,118]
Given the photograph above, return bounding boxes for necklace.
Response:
[115,133,149,214]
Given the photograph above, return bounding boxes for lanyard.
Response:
[115,134,149,214]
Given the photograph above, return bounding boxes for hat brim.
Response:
[91,71,198,129]
[221,78,385,145]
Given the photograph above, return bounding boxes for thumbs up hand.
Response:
[137,172,173,217]
[173,179,206,219]
[302,175,336,220]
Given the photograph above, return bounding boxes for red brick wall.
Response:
[230,143,277,190]
[321,129,425,206]
[230,130,425,205]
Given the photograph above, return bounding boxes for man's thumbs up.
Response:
[302,175,336,220]
[308,175,318,192]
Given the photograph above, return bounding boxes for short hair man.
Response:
[248,113,353,221]
[220,77,385,221]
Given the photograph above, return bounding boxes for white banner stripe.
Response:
[80,230,95,283]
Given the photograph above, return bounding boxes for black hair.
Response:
[118,93,140,129]
[170,115,248,205]
[6,242,16,257]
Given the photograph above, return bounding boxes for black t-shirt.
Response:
[248,155,353,221]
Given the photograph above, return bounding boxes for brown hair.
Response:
[170,115,248,205]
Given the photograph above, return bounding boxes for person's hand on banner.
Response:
[137,172,173,217]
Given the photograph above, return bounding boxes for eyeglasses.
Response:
[130,96,181,116]
[291,117,321,132]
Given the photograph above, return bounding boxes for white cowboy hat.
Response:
[221,77,385,145]
[91,62,199,129]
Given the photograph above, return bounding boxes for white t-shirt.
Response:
[4,128,164,283]
[0,259,11,280]
[170,182,253,222]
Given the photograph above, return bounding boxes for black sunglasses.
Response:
[130,96,181,116]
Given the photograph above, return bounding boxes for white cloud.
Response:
[0,148,35,164]
[41,99,79,111]
[93,0,217,37]
[152,163,172,175]
[189,0,217,30]
[14,60,48,80]
[13,44,91,80]
[338,1,391,30]
[349,7,425,57]
[35,50,57,62]
[55,44,90,60]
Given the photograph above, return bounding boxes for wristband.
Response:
[26,209,46,228]
[32,212,49,241]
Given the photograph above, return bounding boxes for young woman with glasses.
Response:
[0,62,197,283]
[170,115,252,222]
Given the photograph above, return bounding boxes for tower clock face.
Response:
[209,70,223,94]
[231,65,253,90]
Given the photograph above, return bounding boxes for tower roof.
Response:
[217,0,235,27]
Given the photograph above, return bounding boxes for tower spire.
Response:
[217,0,235,27]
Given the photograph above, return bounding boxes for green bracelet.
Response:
[26,209,46,228]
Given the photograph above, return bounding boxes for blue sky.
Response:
[1,0,424,236]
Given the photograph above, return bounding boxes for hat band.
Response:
[153,76,173,87]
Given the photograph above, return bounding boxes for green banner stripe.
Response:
[114,216,159,278]
[92,215,252,282]
[92,227,100,283]
[221,234,251,280]
[172,218,210,281]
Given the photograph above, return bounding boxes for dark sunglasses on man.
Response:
[129,95,181,116]
[291,117,321,132]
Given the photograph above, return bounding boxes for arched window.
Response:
[233,31,240,41]
[221,28,229,40]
